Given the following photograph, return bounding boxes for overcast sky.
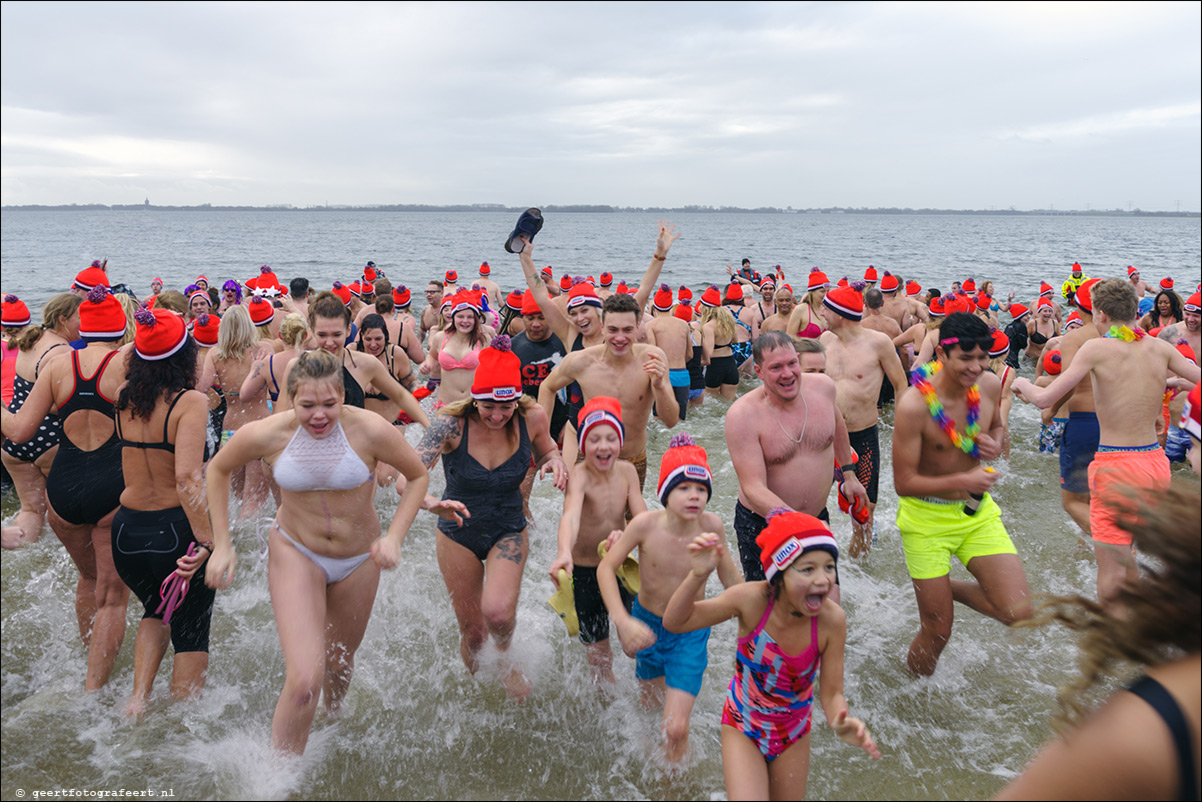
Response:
[2,1,1199,211]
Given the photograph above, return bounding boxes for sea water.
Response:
[1,211,1199,800]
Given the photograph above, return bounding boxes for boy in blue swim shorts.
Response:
[598,433,742,763]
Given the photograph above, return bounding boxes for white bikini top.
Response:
[273,421,372,493]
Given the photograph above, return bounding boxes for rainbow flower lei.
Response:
[1104,324,1146,342]
[911,361,981,457]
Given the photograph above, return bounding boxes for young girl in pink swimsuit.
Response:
[664,509,880,800]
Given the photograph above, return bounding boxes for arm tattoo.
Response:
[1158,325,1179,342]
[416,414,461,469]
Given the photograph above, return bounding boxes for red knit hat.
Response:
[880,272,900,293]
[906,280,921,297]
[656,433,712,505]
[653,284,674,312]
[1175,341,1196,366]
[450,289,483,316]
[479,262,491,277]
[863,265,878,283]
[520,290,542,316]
[195,274,209,287]
[1065,310,1082,327]
[73,263,110,293]
[1184,292,1200,313]
[1,294,31,327]
[566,281,602,310]
[976,293,992,312]
[393,285,412,308]
[1075,278,1101,313]
[578,396,624,455]
[541,266,553,282]
[247,296,275,326]
[962,278,977,294]
[560,275,573,292]
[133,307,188,361]
[678,286,693,303]
[1009,303,1030,321]
[699,286,722,308]
[619,283,636,295]
[587,276,597,287]
[1039,281,1054,297]
[822,285,864,321]
[331,281,352,306]
[445,269,459,285]
[836,277,850,288]
[929,297,946,317]
[945,295,972,315]
[79,286,127,339]
[191,313,220,347]
[247,265,283,297]
[807,268,830,293]
[363,264,379,283]
[1043,349,1062,375]
[470,335,521,402]
[756,509,838,581]
[724,284,744,304]
[348,280,368,298]
[988,330,1009,358]
[673,302,694,322]
[1127,265,1140,278]
[599,271,614,288]
[1182,383,1201,441]
[1037,296,1052,309]
[505,289,524,312]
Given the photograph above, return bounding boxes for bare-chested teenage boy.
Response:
[820,284,908,557]
[420,280,444,341]
[893,311,1032,676]
[646,285,694,422]
[538,293,679,489]
[598,434,741,764]
[549,397,646,683]
[1013,279,1200,612]
[726,331,867,584]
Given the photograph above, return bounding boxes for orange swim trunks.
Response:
[1087,445,1171,546]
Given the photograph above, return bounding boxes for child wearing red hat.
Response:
[598,433,741,764]
[549,397,646,683]
[664,508,880,798]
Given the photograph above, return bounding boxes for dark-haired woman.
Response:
[416,337,566,699]
[277,291,428,428]
[112,308,214,715]
[1139,290,1184,333]
[205,349,442,755]
[2,293,80,548]
[2,287,131,689]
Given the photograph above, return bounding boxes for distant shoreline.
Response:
[2,203,1197,217]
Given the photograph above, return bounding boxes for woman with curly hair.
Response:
[1139,290,1184,333]
[998,479,1200,800]
[112,308,215,715]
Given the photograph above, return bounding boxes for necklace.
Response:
[766,378,808,444]
[1104,324,1146,342]
[912,361,981,457]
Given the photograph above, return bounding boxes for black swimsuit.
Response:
[438,417,531,560]
[1126,675,1198,801]
[46,350,125,526]
[341,351,366,408]
[360,347,393,402]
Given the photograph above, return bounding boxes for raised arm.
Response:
[663,533,750,633]
[632,221,681,313]
[518,242,574,345]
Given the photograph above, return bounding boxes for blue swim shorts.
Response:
[631,597,709,697]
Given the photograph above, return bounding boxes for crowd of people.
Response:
[2,222,1199,799]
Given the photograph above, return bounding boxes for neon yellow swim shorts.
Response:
[896,494,1017,580]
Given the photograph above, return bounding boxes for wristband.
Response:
[652,253,667,261]
[197,540,214,551]
[839,464,856,474]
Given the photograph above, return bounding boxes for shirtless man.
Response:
[282,277,310,321]
[893,311,1030,676]
[645,285,694,422]
[905,282,930,326]
[1126,266,1150,299]
[539,293,679,489]
[725,330,867,585]
[879,272,910,330]
[1013,279,1200,612]
[746,277,777,332]
[1044,280,1101,541]
[820,285,908,557]
[420,280,444,341]
[1027,282,1064,329]
[474,262,502,310]
[759,287,795,333]
[796,337,826,373]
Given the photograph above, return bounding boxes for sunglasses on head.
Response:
[939,336,992,352]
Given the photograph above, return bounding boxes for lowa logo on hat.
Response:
[492,387,517,401]
[684,465,709,480]
[773,539,800,570]
[583,411,607,427]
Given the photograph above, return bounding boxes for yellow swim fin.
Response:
[597,542,641,596]
[547,569,579,638]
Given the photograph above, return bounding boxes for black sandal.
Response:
[504,207,544,254]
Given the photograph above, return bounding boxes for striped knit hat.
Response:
[656,433,712,505]
[757,509,838,581]
[822,285,864,321]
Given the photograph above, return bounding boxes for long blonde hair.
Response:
[279,313,307,349]
[215,304,258,361]
[116,293,139,346]
[701,304,736,342]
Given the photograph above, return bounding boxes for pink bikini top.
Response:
[797,308,822,339]
[438,347,481,372]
